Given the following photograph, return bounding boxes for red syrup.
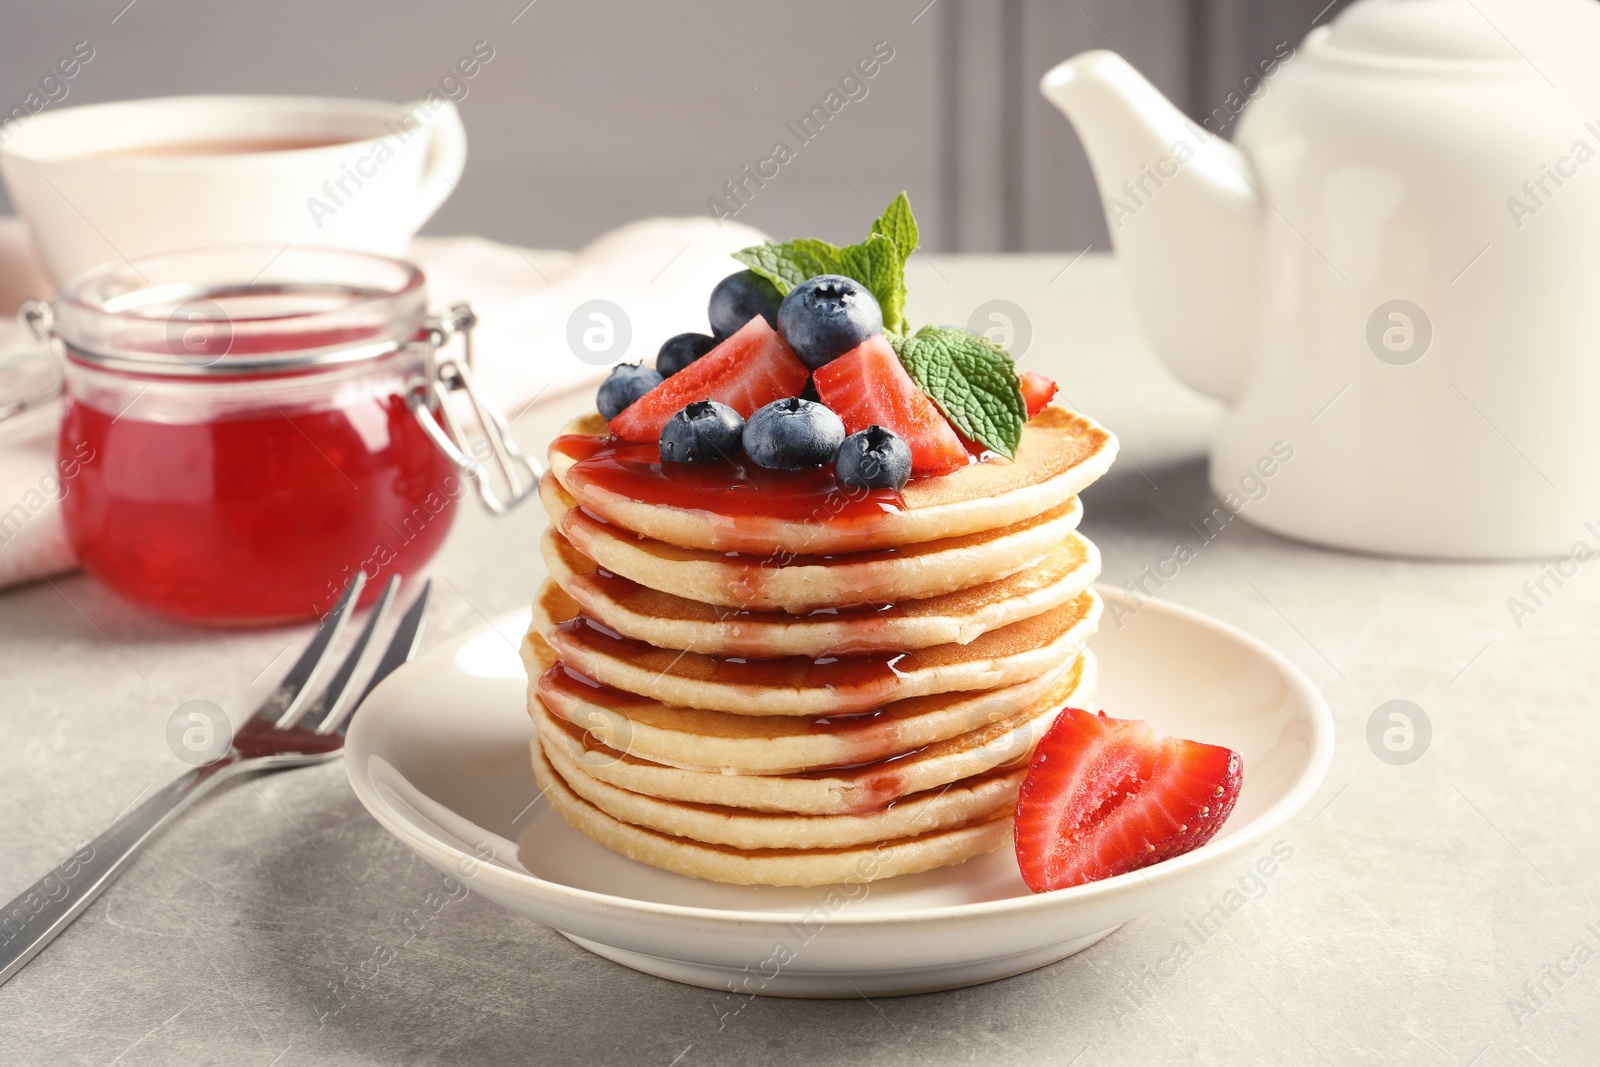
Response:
[805,708,892,734]
[543,662,905,739]
[564,558,910,655]
[557,490,927,622]
[543,663,905,748]
[560,503,915,586]
[539,662,651,711]
[546,613,910,698]
[551,433,906,531]
[793,744,934,812]
[59,378,459,625]
[540,663,910,805]
[540,661,1022,816]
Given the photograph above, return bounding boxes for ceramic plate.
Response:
[344,588,1333,997]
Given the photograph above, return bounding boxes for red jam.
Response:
[47,245,468,625]
[60,379,458,624]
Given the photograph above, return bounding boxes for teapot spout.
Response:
[1042,51,1260,404]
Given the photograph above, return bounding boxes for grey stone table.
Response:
[2,254,1595,1067]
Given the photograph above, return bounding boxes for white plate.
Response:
[344,588,1333,998]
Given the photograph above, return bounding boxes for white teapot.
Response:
[1042,0,1600,558]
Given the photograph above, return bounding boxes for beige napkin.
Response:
[0,215,766,591]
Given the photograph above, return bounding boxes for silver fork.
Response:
[0,572,431,988]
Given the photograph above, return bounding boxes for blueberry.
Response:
[656,332,718,377]
[659,400,744,463]
[836,425,912,490]
[708,270,782,338]
[742,397,846,471]
[777,274,883,371]
[596,362,663,421]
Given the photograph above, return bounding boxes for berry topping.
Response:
[607,316,809,443]
[659,400,745,464]
[596,363,664,422]
[656,332,719,377]
[777,275,884,371]
[708,270,782,338]
[1019,371,1058,419]
[812,335,967,475]
[742,397,846,471]
[1014,708,1243,893]
[835,425,912,490]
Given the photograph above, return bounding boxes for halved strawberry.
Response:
[608,316,809,443]
[812,335,968,475]
[1014,708,1242,892]
[1019,371,1057,419]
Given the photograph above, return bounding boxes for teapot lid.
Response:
[1319,0,1569,63]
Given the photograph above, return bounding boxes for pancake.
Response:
[533,746,1013,887]
[528,653,1097,814]
[542,526,1101,657]
[532,582,1102,717]
[540,474,1085,614]
[525,632,1092,775]
[549,404,1117,555]
[524,398,1115,886]
[543,738,1021,850]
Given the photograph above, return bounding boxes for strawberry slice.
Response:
[812,335,968,475]
[1019,371,1058,419]
[1014,708,1242,892]
[608,316,809,443]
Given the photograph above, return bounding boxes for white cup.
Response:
[0,94,467,283]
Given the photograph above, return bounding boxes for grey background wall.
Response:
[0,0,1351,253]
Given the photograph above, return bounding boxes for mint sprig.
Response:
[893,326,1027,458]
[731,238,841,294]
[836,233,903,334]
[732,193,917,334]
[868,192,918,275]
[732,194,1031,458]
[864,192,916,332]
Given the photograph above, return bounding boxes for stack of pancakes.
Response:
[522,406,1117,887]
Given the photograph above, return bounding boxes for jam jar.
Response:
[29,245,536,625]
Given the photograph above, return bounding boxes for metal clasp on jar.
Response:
[406,303,541,515]
[1,301,65,424]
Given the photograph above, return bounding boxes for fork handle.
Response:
[0,761,237,986]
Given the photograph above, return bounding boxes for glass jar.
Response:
[29,245,535,625]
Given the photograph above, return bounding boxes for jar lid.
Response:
[49,244,429,376]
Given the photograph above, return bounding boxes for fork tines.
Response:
[252,574,432,738]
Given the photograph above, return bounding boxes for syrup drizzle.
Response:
[552,433,906,527]
[558,491,917,609]
[541,432,1025,818]
[547,613,911,695]
[539,662,1026,815]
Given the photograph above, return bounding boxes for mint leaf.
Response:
[837,233,905,335]
[869,192,918,270]
[863,193,915,334]
[731,238,842,295]
[733,193,920,333]
[895,326,1026,458]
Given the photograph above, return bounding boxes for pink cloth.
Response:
[0,215,767,590]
